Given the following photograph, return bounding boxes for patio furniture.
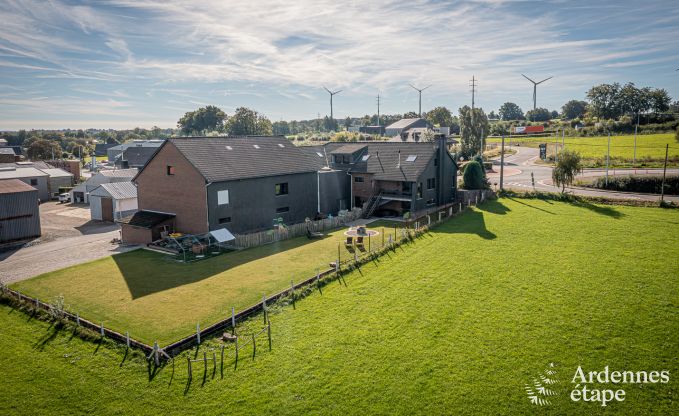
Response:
[345,236,353,246]
[355,236,364,248]
[307,229,324,239]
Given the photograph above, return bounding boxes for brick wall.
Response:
[135,142,208,235]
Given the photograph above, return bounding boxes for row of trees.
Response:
[177,106,273,136]
[586,82,671,120]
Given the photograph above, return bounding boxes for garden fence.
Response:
[232,208,363,249]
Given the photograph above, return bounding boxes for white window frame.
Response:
[217,190,230,205]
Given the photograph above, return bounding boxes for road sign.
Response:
[539,144,547,160]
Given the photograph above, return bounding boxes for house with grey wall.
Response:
[121,136,321,244]
[0,167,50,202]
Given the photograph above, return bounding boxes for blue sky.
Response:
[1,0,678,130]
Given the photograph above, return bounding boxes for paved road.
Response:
[487,146,679,202]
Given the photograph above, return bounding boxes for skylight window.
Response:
[361,154,371,161]
[253,144,260,149]
[316,152,323,157]
[406,155,417,162]
[225,146,233,150]
[278,143,285,148]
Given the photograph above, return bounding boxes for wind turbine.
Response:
[323,86,342,121]
[409,84,431,118]
[521,74,553,111]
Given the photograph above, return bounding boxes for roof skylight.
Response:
[253,144,260,149]
[406,155,417,162]
[278,143,285,148]
[316,152,323,157]
[361,154,371,161]
[225,146,233,150]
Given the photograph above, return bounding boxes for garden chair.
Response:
[355,236,364,249]
[345,236,353,247]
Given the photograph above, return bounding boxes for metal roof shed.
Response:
[0,179,41,243]
[89,182,138,222]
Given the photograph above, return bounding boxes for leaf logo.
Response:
[526,362,560,406]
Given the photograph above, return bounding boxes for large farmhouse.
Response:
[120,136,327,244]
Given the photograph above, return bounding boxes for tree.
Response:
[649,88,671,113]
[272,121,290,136]
[586,83,621,119]
[552,149,583,192]
[344,117,352,129]
[462,161,485,190]
[425,106,453,127]
[561,100,588,119]
[323,116,339,132]
[458,106,489,159]
[27,139,62,160]
[498,102,524,121]
[525,107,550,122]
[256,115,273,135]
[403,111,418,119]
[225,107,272,136]
[550,110,559,119]
[488,110,498,120]
[178,105,227,134]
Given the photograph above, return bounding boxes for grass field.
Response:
[11,223,401,345]
[1,198,677,415]
[488,133,679,167]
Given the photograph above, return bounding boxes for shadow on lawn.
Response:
[113,233,336,299]
[432,200,505,240]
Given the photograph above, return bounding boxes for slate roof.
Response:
[297,146,330,170]
[167,136,316,183]
[115,146,158,167]
[384,118,431,130]
[351,142,437,181]
[0,179,36,194]
[91,182,137,200]
[98,168,138,178]
[329,144,368,154]
[118,210,174,228]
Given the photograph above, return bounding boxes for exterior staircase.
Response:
[362,192,383,219]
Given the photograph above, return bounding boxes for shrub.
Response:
[462,161,485,190]
[587,175,679,195]
[552,150,583,192]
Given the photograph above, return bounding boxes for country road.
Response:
[487,146,679,202]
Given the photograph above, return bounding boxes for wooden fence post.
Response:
[252,334,256,360]
[317,270,322,294]
[126,331,130,348]
[262,295,267,325]
[212,352,216,374]
[231,307,236,335]
[268,320,272,351]
[196,323,201,345]
[234,338,239,369]
[203,351,207,377]
[187,355,192,380]
[100,322,105,338]
[76,313,80,326]
[290,280,296,309]
[220,345,224,378]
[154,341,160,366]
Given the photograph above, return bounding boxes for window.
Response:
[406,155,417,162]
[316,152,323,157]
[166,165,175,175]
[217,190,229,205]
[219,217,231,224]
[275,183,288,196]
[276,206,289,213]
[225,145,233,150]
[30,179,38,186]
[361,154,370,161]
[253,144,260,149]
[417,183,423,199]
[426,198,435,206]
[277,143,285,148]
[427,178,436,190]
[354,176,364,183]
[342,155,350,164]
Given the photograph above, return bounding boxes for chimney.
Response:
[397,149,401,168]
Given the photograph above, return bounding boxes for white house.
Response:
[89,182,138,221]
[71,168,137,204]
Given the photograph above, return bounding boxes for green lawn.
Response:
[1,198,677,415]
[11,224,398,345]
[488,133,679,167]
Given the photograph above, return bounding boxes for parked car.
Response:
[58,193,71,203]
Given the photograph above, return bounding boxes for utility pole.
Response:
[661,144,669,203]
[469,76,477,111]
[633,112,639,172]
[409,84,431,117]
[376,93,380,127]
[605,131,611,186]
[554,129,559,164]
[500,135,505,191]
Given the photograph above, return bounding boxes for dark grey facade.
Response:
[318,170,351,214]
[207,171,318,233]
[0,180,41,243]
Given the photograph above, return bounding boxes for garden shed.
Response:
[89,182,138,222]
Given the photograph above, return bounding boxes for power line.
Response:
[469,76,477,110]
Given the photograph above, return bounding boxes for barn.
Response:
[89,182,138,222]
[0,179,41,243]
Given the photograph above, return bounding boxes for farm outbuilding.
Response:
[0,166,50,202]
[89,182,138,222]
[0,179,41,243]
[70,168,137,204]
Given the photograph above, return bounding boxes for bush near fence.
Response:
[233,208,363,249]
[583,175,679,195]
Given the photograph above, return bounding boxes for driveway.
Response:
[487,146,679,202]
[0,202,137,284]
